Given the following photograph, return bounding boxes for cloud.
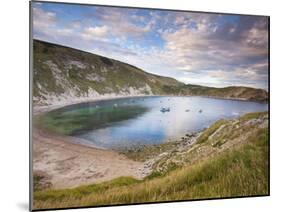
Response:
[86,7,152,39]
[33,6,77,41]
[33,7,56,33]
[81,26,108,40]
[32,3,268,90]
[156,13,268,88]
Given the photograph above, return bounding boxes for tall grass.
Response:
[33,127,268,210]
[196,119,228,144]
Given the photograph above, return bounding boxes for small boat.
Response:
[199,109,203,113]
[185,109,190,112]
[113,103,118,108]
[160,107,170,113]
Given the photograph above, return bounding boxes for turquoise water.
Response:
[43,96,268,150]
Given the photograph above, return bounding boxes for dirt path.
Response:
[33,128,147,189]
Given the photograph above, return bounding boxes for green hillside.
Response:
[33,40,268,106]
[33,40,182,106]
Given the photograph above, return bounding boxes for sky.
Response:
[32,2,269,90]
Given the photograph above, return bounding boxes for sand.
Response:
[32,127,150,189]
[32,96,158,189]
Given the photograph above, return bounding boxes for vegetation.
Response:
[149,112,268,174]
[181,84,268,102]
[239,111,268,121]
[33,39,268,106]
[33,112,269,210]
[121,140,184,162]
[196,119,229,144]
[34,175,46,192]
[33,40,182,106]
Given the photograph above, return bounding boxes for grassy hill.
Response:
[33,40,268,106]
[169,84,268,102]
[33,40,183,106]
[33,112,268,210]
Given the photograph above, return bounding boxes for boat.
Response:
[160,107,170,112]
[199,109,203,113]
[185,109,190,112]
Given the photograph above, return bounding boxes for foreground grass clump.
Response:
[121,141,182,162]
[239,111,268,121]
[33,127,268,210]
[34,177,140,202]
[196,119,228,144]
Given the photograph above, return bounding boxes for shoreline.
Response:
[33,127,152,189]
[32,94,268,190]
[33,94,154,114]
[32,123,199,190]
[33,94,268,115]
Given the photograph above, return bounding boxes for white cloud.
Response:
[89,7,152,39]
[81,26,108,40]
[32,4,268,89]
[56,28,74,36]
[33,7,56,31]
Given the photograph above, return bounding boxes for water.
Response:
[43,96,268,150]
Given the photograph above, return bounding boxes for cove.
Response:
[39,96,268,150]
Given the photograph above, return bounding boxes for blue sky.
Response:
[32,2,269,90]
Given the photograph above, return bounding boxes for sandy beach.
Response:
[32,126,151,189]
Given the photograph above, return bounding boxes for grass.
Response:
[34,177,140,202]
[121,141,181,162]
[34,175,45,192]
[196,119,228,144]
[33,126,268,210]
[239,111,268,121]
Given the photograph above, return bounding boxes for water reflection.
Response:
[46,96,267,150]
